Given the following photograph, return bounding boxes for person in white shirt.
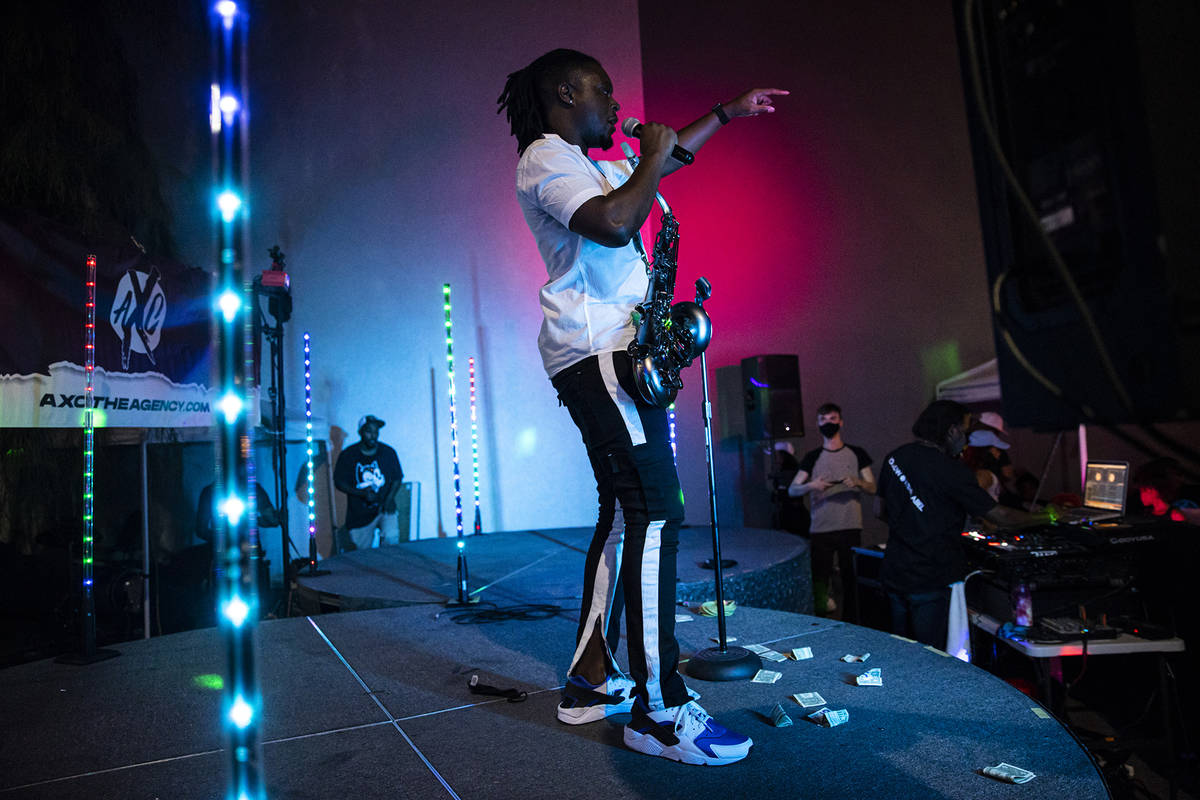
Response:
[498,48,785,766]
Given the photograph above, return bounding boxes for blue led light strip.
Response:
[468,357,481,534]
[443,284,463,537]
[210,2,264,797]
[304,333,318,566]
[668,402,677,464]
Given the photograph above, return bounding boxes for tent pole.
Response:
[141,435,151,639]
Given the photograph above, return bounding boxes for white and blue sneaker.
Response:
[556,673,636,725]
[623,701,752,766]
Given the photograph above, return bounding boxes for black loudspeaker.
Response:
[741,355,803,441]
[955,0,1200,429]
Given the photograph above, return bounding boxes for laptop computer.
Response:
[1055,460,1130,524]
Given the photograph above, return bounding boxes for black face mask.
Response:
[945,427,967,457]
[818,422,840,438]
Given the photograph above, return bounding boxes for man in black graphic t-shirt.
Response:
[334,415,403,550]
[876,400,1051,648]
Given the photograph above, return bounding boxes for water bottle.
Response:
[1010,582,1033,627]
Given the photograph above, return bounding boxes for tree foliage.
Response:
[1,1,175,256]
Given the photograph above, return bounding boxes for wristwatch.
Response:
[711,102,730,125]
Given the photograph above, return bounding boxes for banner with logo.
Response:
[0,211,233,428]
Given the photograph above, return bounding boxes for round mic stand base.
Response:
[686,645,761,682]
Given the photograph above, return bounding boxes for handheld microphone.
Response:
[621,118,694,165]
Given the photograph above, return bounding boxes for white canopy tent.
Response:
[935,359,1002,405]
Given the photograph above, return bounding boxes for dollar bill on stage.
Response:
[856,668,883,686]
[792,691,826,708]
[982,763,1036,784]
[751,669,783,684]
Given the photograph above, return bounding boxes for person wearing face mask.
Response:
[787,402,875,621]
[875,400,1052,648]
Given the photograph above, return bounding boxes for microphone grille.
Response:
[620,117,641,137]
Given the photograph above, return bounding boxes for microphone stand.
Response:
[685,277,762,681]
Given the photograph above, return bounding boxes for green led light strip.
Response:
[83,255,97,639]
[443,284,463,536]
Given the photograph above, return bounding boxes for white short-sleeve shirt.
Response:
[516,134,648,377]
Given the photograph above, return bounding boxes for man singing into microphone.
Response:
[497,48,785,766]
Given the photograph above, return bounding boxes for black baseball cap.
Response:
[357,414,385,432]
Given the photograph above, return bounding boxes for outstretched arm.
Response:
[665,87,789,176]
[568,88,787,246]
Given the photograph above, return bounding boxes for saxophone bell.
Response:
[633,354,678,408]
[670,301,712,361]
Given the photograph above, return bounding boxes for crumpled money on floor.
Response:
[806,707,849,727]
[856,668,882,686]
[982,763,1036,784]
[768,702,793,727]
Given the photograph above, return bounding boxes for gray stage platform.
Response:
[0,528,1108,799]
[292,527,814,615]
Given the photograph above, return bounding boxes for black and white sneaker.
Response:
[624,701,752,766]
[556,673,635,725]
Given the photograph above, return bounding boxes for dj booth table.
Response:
[960,520,1176,631]
[959,519,1183,705]
[968,610,1185,714]
[969,609,1187,799]
[962,519,1190,799]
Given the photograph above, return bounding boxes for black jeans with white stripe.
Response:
[552,350,690,711]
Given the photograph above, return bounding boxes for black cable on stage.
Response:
[467,674,527,703]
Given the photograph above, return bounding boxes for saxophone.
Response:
[627,208,712,408]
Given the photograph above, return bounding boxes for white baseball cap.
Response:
[978,411,1005,433]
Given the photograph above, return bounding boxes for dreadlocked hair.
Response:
[497,48,600,156]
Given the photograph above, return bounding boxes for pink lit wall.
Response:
[638,1,1000,531]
